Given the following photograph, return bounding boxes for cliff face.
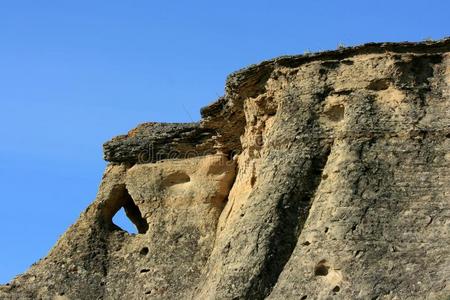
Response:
[1,39,449,300]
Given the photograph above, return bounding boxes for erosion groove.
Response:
[1,38,449,300]
[247,146,332,299]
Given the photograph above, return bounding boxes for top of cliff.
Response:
[105,37,450,164]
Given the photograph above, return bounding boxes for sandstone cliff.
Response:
[1,39,449,300]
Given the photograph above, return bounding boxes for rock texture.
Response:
[103,122,216,164]
[1,38,449,300]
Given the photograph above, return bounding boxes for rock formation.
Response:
[1,38,449,300]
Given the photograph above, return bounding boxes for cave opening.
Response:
[102,184,149,234]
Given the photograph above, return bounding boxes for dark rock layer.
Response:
[103,122,215,164]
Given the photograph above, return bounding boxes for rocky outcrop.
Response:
[1,38,449,300]
[103,122,216,164]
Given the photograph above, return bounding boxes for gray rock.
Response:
[103,122,216,164]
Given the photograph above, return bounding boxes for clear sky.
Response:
[0,0,448,284]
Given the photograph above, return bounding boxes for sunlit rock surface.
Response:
[1,38,449,300]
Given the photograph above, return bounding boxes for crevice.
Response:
[246,145,332,299]
[332,89,353,96]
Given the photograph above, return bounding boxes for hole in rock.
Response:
[324,105,345,122]
[113,208,139,234]
[332,286,340,293]
[140,247,149,255]
[301,296,308,300]
[367,79,390,91]
[314,260,330,276]
[103,184,149,234]
[161,171,191,187]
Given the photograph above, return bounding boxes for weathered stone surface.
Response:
[1,155,235,299]
[1,38,449,300]
[103,122,216,164]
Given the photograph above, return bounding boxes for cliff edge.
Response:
[1,38,449,300]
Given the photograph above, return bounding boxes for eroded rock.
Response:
[103,122,216,164]
[2,38,449,300]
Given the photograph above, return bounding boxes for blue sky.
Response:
[0,0,448,284]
